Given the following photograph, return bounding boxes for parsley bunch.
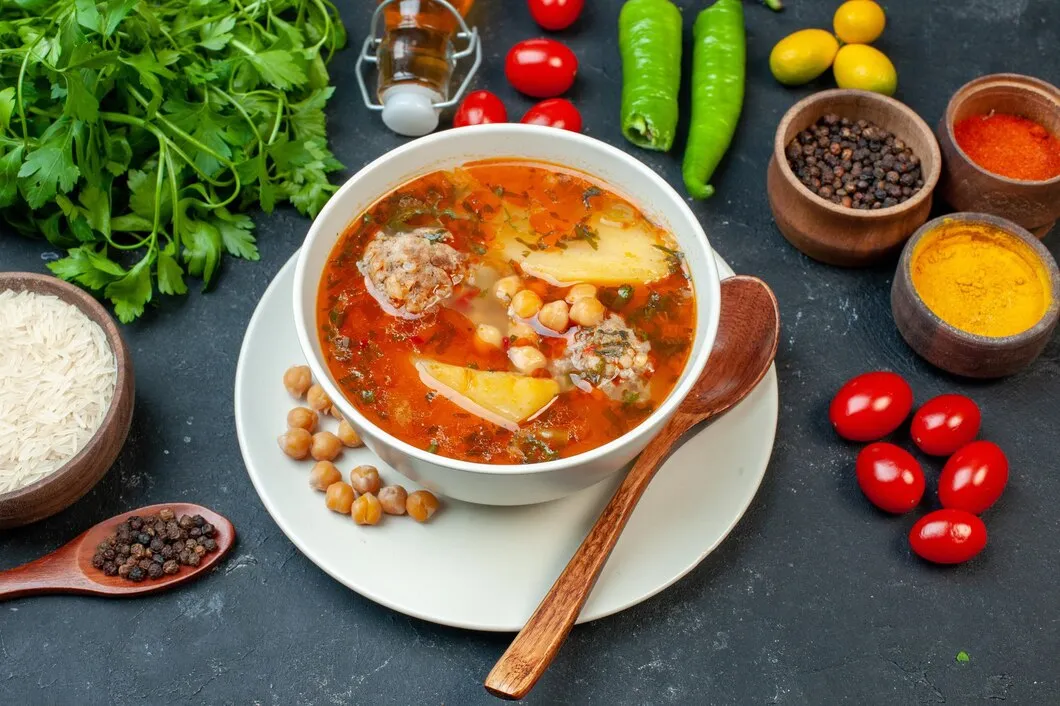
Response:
[0,0,347,321]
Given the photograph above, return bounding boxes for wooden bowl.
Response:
[0,273,135,529]
[938,73,1060,238]
[767,89,942,267]
[891,213,1060,379]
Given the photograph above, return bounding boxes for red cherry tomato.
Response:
[452,90,508,128]
[829,371,914,442]
[909,509,988,564]
[521,98,582,132]
[855,443,925,514]
[939,441,1009,514]
[505,38,578,98]
[528,0,584,31]
[910,394,981,456]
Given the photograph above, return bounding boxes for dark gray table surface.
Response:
[3,1,1058,704]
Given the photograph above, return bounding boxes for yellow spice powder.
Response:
[910,221,1052,338]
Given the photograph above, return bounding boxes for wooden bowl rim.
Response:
[773,88,943,219]
[941,72,1060,187]
[895,212,1060,348]
[0,272,132,505]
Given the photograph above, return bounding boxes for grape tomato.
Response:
[528,0,584,31]
[829,371,913,442]
[505,38,578,98]
[909,509,987,565]
[855,442,925,514]
[453,90,508,127]
[911,394,981,456]
[521,98,583,132]
[939,441,1008,514]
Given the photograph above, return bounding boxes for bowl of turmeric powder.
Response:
[891,212,1060,378]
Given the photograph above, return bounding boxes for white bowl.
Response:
[293,124,721,505]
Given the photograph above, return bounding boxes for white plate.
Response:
[235,252,778,632]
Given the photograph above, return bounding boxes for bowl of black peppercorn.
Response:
[767,89,942,267]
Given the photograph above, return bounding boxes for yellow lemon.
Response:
[770,29,840,86]
[834,1,887,44]
[833,44,897,95]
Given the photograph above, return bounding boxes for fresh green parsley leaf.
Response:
[157,247,187,296]
[18,144,81,209]
[64,69,99,122]
[0,146,24,208]
[48,244,126,291]
[0,87,15,133]
[105,254,154,323]
[214,211,259,260]
[200,16,236,51]
[181,219,222,287]
[246,49,307,90]
[127,167,171,223]
[74,0,101,34]
[100,0,139,38]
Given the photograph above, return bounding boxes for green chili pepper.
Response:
[681,0,746,200]
[618,0,683,151]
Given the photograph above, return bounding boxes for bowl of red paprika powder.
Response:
[938,73,1060,238]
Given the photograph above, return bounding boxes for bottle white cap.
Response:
[381,85,441,137]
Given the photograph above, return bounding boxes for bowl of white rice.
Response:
[0,272,134,528]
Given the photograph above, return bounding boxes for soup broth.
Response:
[317,161,696,464]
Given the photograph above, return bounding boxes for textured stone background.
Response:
[2,1,1058,704]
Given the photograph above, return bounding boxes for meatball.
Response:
[551,314,653,399]
[358,228,468,317]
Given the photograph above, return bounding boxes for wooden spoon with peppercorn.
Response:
[0,503,234,601]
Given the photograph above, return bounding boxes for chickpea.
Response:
[306,384,332,414]
[287,407,319,432]
[569,297,606,327]
[283,365,313,398]
[349,464,382,495]
[493,275,523,303]
[508,320,538,345]
[475,324,503,350]
[406,490,440,523]
[309,461,342,491]
[378,485,408,515]
[537,300,569,333]
[352,493,383,525]
[565,284,597,304]
[337,419,363,448]
[510,289,543,319]
[277,428,313,460]
[325,482,355,514]
[310,431,343,461]
[508,345,547,375]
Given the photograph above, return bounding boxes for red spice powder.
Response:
[953,112,1060,181]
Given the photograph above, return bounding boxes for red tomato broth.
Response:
[317,161,696,464]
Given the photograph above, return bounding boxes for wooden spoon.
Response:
[485,276,780,700]
[0,503,234,601]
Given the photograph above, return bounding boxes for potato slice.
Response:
[416,359,559,431]
[493,213,674,286]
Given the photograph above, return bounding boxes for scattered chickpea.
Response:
[337,419,363,448]
[283,365,313,398]
[310,431,343,461]
[325,482,356,514]
[493,275,523,303]
[349,465,382,495]
[565,283,597,304]
[475,324,503,350]
[352,493,383,525]
[287,407,319,432]
[306,384,332,414]
[406,490,440,523]
[537,300,569,332]
[569,297,606,327]
[378,485,408,515]
[509,345,547,375]
[278,428,313,460]
[510,289,543,319]
[309,461,342,491]
[508,320,538,344]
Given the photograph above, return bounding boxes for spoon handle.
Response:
[0,550,87,601]
[484,416,686,700]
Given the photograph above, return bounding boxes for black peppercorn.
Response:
[128,567,145,582]
[163,560,180,575]
[103,562,118,576]
[129,517,143,530]
[92,554,105,569]
[203,538,217,552]
[186,552,201,567]
[159,508,175,522]
[189,528,201,538]
[136,532,151,545]
[138,558,154,572]
[147,563,164,579]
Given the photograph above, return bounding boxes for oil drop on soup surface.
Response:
[317,161,696,464]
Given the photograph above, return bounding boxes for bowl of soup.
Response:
[294,125,721,505]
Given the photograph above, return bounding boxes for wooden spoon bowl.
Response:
[0,503,234,600]
[0,272,135,529]
[767,89,942,267]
